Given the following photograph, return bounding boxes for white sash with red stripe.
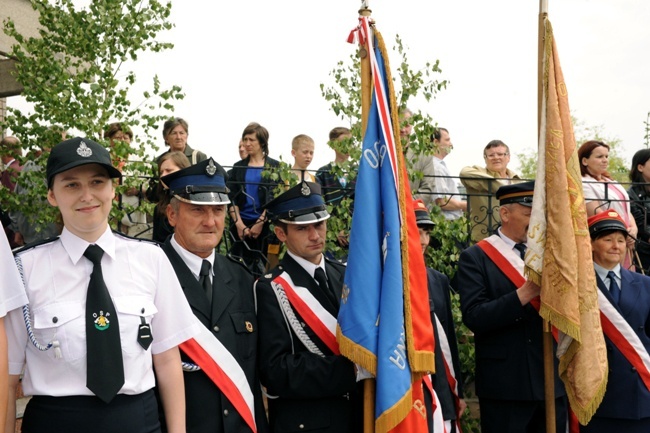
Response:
[180,316,257,432]
[271,271,340,356]
[598,289,650,392]
[433,315,463,432]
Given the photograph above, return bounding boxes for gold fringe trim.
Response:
[538,304,581,342]
[375,29,434,374]
[524,267,542,286]
[411,351,434,374]
[336,325,378,375]
[558,340,609,425]
[375,387,413,433]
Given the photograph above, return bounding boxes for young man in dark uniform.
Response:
[254,181,363,433]
[159,158,268,433]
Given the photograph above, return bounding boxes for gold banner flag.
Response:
[525,18,608,425]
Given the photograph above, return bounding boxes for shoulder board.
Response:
[324,256,347,269]
[260,265,284,282]
[112,230,161,246]
[224,253,253,274]
[13,236,60,256]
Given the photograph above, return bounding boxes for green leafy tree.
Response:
[517,116,627,183]
[319,34,448,257]
[1,0,183,235]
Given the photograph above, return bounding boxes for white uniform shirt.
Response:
[6,226,199,396]
[286,250,326,280]
[0,229,28,317]
[170,234,215,280]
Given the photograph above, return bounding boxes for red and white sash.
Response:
[434,315,463,433]
[598,289,650,392]
[477,236,554,330]
[477,235,526,286]
[422,374,447,433]
[272,271,340,355]
[180,316,257,432]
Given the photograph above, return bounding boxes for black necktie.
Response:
[199,260,212,304]
[607,271,621,304]
[514,243,527,260]
[84,244,124,403]
[314,267,338,306]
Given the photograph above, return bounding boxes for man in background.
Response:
[460,140,522,241]
[431,128,466,220]
[400,108,436,209]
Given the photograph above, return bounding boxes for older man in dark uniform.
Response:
[255,181,362,433]
[158,158,268,433]
[457,181,567,433]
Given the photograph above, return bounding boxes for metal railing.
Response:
[112,166,650,275]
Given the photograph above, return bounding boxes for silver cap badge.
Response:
[76,141,93,158]
[206,159,217,176]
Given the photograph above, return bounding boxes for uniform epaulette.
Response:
[324,256,347,270]
[225,253,253,275]
[112,230,160,246]
[13,236,60,256]
[262,265,285,282]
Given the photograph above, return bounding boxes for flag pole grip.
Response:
[543,320,557,433]
[364,379,375,433]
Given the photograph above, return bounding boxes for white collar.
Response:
[170,235,215,279]
[287,250,326,279]
[497,227,522,250]
[60,226,116,265]
[594,262,621,283]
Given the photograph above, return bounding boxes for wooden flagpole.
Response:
[538,1,556,432]
[359,3,375,432]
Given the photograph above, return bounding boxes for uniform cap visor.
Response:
[171,192,230,205]
[48,161,121,186]
[278,210,330,225]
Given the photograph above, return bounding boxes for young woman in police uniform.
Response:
[5,137,198,433]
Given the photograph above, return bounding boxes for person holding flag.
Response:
[582,210,650,432]
[457,181,568,433]
[255,181,363,433]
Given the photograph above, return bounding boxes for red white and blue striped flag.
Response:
[337,17,435,433]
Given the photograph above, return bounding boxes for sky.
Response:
[9,0,650,178]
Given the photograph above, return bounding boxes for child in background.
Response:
[290,134,315,182]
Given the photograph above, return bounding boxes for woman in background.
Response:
[155,117,208,165]
[227,122,280,276]
[579,140,637,269]
[628,148,650,273]
[148,151,190,242]
[105,122,151,239]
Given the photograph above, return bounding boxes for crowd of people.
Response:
[0,115,650,433]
